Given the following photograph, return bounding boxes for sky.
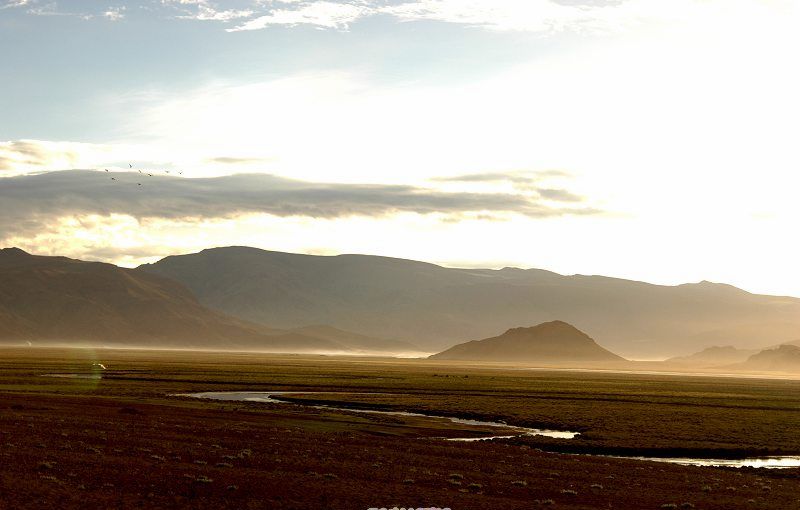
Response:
[1,0,799,296]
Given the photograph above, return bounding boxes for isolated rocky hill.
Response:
[429,320,624,363]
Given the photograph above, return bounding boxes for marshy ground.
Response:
[2,347,800,509]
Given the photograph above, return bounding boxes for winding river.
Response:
[179,391,800,469]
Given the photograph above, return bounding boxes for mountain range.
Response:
[0,247,414,354]
[138,246,800,358]
[2,245,799,358]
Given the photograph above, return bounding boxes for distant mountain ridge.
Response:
[738,345,800,372]
[667,346,758,366]
[138,246,800,358]
[0,248,410,353]
[429,321,624,363]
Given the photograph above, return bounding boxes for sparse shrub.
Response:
[194,476,213,484]
[590,484,603,490]
[403,478,414,484]
[467,483,483,491]
[38,461,55,470]
[322,473,338,479]
[226,485,238,491]
[534,499,555,506]
[511,480,527,487]
[560,489,577,496]
[680,504,695,509]
[701,485,712,492]
[215,462,233,468]
[660,505,677,509]
[193,460,207,465]
[449,473,464,480]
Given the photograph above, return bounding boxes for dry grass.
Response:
[1,347,800,509]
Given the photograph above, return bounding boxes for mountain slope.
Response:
[0,248,338,351]
[429,321,624,363]
[667,346,757,366]
[738,345,800,372]
[138,246,800,358]
[289,325,421,353]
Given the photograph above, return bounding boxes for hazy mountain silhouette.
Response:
[289,325,419,353]
[0,248,403,353]
[667,346,758,366]
[737,345,800,372]
[429,321,624,363]
[138,246,800,358]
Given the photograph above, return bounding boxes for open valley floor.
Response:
[2,348,800,509]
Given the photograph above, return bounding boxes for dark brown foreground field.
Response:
[2,348,800,509]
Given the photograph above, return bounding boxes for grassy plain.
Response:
[2,347,800,509]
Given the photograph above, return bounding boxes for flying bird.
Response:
[104,169,109,172]
[137,183,142,186]
[147,173,152,177]
[111,177,116,181]
[93,363,107,370]
[129,163,133,168]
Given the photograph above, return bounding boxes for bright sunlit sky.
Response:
[1,0,799,296]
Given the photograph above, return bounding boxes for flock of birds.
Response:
[104,163,183,186]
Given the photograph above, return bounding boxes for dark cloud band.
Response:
[0,170,600,238]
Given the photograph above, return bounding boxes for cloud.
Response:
[536,188,583,202]
[0,139,140,175]
[7,1,797,35]
[0,140,80,172]
[206,156,276,165]
[0,170,600,239]
[432,170,583,201]
[221,0,716,33]
[0,0,31,9]
[433,170,571,184]
[160,0,257,22]
[102,7,125,21]
[228,1,371,31]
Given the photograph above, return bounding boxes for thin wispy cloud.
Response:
[0,170,600,239]
[5,0,766,34]
[0,140,80,172]
[0,0,31,9]
[206,156,276,165]
[433,171,582,200]
[0,140,139,175]
[229,2,373,31]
